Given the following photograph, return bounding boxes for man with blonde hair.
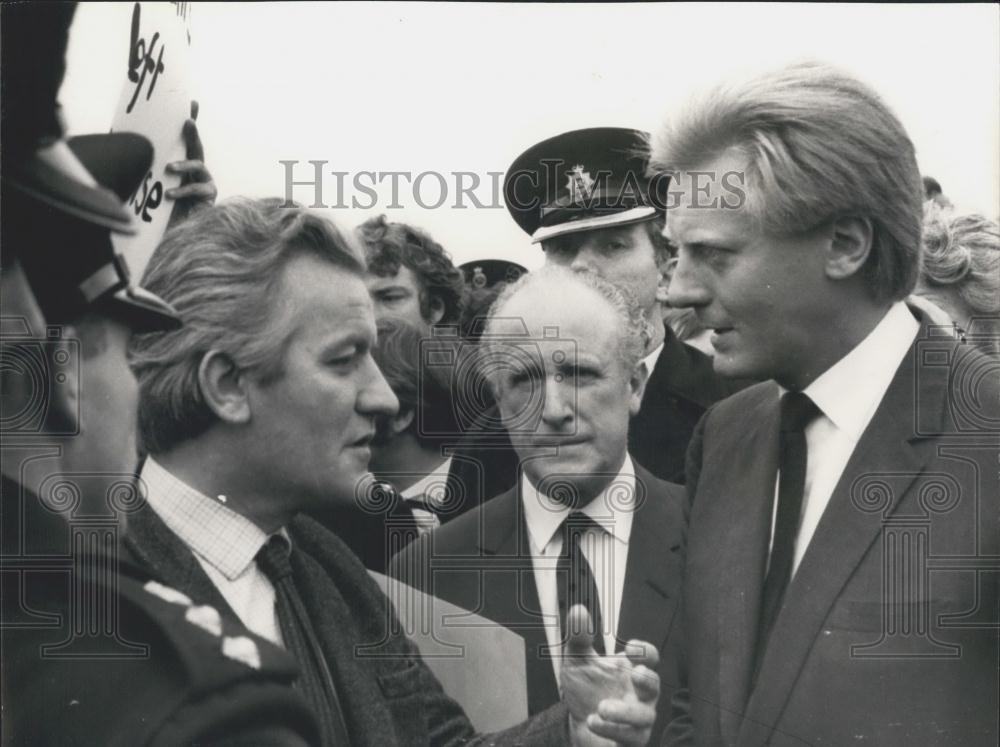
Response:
[651,61,998,745]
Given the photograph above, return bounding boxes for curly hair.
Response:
[356,215,465,324]
[920,203,1000,316]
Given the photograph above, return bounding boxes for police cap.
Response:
[503,126,667,244]
[4,133,182,331]
[458,259,527,289]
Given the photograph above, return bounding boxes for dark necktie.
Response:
[557,512,606,655]
[755,391,821,673]
[256,536,349,746]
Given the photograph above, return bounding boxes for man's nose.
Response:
[540,376,574,426]
[565,243,601,274]
[360,355,399,417]
[666,251,711,309]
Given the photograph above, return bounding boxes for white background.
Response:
[62,2,1000,272]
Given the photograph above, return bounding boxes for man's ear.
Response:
[197,350,251,424]
[825,216,874,281]
[627,361,649,417]
[427,296,446,325]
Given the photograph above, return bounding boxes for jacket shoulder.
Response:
[388,487,518,590]
[437,486,518,554]
[4,563,317,746]
[704,380,778,423]
[633,464,687,538]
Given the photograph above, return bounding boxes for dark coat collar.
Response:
[646,324,743,409]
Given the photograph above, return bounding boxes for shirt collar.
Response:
[400,456,454,500]
[792,302,919,441]
[140,456,285,581]
[520,454,636,553]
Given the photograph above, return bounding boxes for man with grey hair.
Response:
[653,61,998,745]
[392,265,687,744]
[125,199,663,746]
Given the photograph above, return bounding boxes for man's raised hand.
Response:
[561,605,660,746]
[165,100,217,227]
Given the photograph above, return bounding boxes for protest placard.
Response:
[110,2,193,279]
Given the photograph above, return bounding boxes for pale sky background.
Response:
[62,2,999,272]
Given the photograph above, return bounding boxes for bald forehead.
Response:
[497,276,612,322]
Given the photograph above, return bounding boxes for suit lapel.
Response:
[478,486,559,713]
[698,384,781,744]
[739,333,937,746]
[123,501,238,625]
[617,465,683,653]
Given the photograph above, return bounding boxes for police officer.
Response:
[503,127,748,483]
[1,5,316,743]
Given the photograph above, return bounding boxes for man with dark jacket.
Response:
[651,61,998,746]
[392,266,688,745]
[125,196,663,746]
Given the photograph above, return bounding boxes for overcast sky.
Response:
[62,2,999,271]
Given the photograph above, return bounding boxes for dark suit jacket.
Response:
[123,503,570,747]
[676,320,999,746]
[311,488,420,573]
[629,325,748,484]
[390,463,687,744]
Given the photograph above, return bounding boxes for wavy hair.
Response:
[649,60,924,302]
[129,198,365,454]
[920,203,1000,315]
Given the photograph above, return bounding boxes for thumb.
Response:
[564,604,598,658]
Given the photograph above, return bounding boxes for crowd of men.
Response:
[2,3,998,746]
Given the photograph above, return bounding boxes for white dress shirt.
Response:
[772,301,920,575]
[521,454,636,681]
[399,456,453,534]
[140,457,286,645]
